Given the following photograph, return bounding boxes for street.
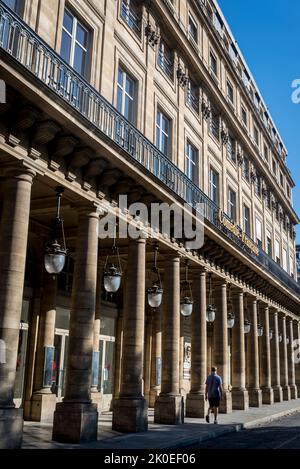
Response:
[195,412,300,449]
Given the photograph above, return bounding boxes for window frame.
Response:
[209,50,218,77]
[185,141,198,185]
[156,109,171,158]
[227,80,234,104]
[116,67,137,124]
[227,187,237,222]
[209,167,219,206]
[188,13,198,45]
[243,204,251,237]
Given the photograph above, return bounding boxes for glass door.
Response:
[52,330,69,399]
[98,336,115,410]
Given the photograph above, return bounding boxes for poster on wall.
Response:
[183,338,191,380]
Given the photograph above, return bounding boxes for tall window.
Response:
[263,144,269,162]
[255,175,262,197]
[243,205,251,236]
[210,51,218,77]
[266,230,272,257]
[282,248,288,272]
[255,218,262,248]
[210,108,220,140]
[227,188,236,222]
[121,0,141,36]
[61,9,89,77]
[185,142,198,184]
[227,135,236,163]
[253,125,259,146]
[3,0,21,12]
[188,14,198,44]
[243,156,250,181]
[272,159,277,175]
[241,105,247,126]
[158,40,173,79]
[275,239,280,265]
[186,80,199,113]
[156,110,171,157]
[227,80,234,104]
[209,168,219,205]
[117,68,136,123]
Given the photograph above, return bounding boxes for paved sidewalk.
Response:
[22,399,300,449]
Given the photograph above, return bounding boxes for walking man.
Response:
[205,366,223,424]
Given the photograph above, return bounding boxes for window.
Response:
[253,125,259,146]
[282,248,288,272]
[275,239,280,264]
[255,175,262,197]
[287,185,291,198]
[256,218,262,248]
[227,188,237,222]
[121,0,141,36]
[272,159,277,175]
[185,142,198,184]
[280,172,284,187]
[117,68,136,123]
[267,230,272,257]
[243,205,251,236]
[188,14,198,44]
[210,51,218,77]
[156,110,171,157]
[263,144,269,162]
[290,255,294,277]
[186,80,199,113]
[61,9,89,77]
[241,106,247,126]
[3,0,21,13]
[210,108,220,140]
[266,190,271,210]
[227,80,234,104]
[243,156,250,181]
[158,40,173,79]
[209,168,219,205]
[227,135,236,163]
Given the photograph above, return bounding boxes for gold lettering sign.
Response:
[218,211,259,256]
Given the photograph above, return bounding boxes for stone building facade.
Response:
[0,0,299,447]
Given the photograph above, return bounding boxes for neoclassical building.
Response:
[0,0,299,448]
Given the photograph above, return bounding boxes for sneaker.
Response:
[205,414,210,423]
[214,420,218,424]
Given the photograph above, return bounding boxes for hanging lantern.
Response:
[257,324,264,337]
[44,187,67,275]
[147,245,163,308]
[206,273,216,322]
[103,231,122,293]
[227,312,235,329]
[269,329,273,340]
[180,261,193,317]
[227,285,235,329]
[244,319,251,334]
[278,332,283,343]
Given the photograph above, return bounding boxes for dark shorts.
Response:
[208,397,220,408]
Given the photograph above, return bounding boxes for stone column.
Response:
[259,303,274,404]
[280,314,291,401]
[91,261,103,412]
[0,166,35,449]
[186,269,207,418]
[154,255,183,424]
[231,288,249,410]
[247,297,262,407]
[143,310,152,404]
[270,309,283,402]
[52,204,102,443]
[288,318,297,399]
[293,321,300,393]
[112,238,148,432]
[213,280,232,413]
[149,308,161,408]
[31,273,57,421]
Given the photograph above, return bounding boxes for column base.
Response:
[0,407,23,449]
[154,395,184,424]
[282,385,291,401]
[219,391,232,414]
[248,388,262,407]
[112,397,148,432]
[273,385,283,402]
[185,393,207,418]
[231,389,249,411]
[289,385,297,399]
[52,402,98,443]
[261,387,274,405]
[91,391,102,416]
[30,392,56,423]
[149,388,160,408]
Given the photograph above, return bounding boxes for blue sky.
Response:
[217,0,300,241]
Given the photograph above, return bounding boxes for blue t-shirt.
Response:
[206,374,222,398]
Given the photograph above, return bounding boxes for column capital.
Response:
[73,201,107,218]
[1,163,36,181]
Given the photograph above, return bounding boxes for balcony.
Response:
[0,1,299,298]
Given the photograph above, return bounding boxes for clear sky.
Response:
[217,0,300,241]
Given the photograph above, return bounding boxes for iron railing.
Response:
[0,1,299,297]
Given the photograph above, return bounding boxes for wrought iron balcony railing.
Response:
[0,1,299,297]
